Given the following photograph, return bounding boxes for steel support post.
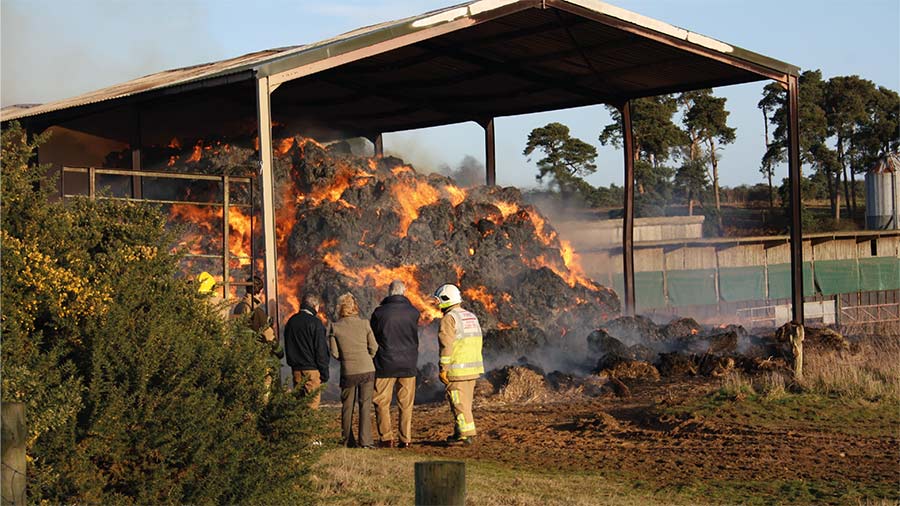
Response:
[787,75,804,325]
[256,76,281,336]
[485,118,496,186]
[621,101,636,317]
[131,106,143,199]
[374,134,384,157]
[786,74,805,379]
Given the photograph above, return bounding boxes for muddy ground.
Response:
[323,377,898,504]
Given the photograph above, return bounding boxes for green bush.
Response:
[1,122,326,504]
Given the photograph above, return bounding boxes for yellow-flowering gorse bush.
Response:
[1,123,327,504]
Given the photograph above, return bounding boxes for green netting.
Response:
[813,259,859,295]
[667,269,717,307]
[858,257,900,291]
[767,262,815,299]
[719,266,766,302]
[612,271,666,310]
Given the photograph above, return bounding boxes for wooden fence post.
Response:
[2,402,26,506]
[415,461,465,506]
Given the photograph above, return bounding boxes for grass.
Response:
[803,339,900,402]
[313,448,697,506]
[678,341,900,438]
[312,448,899,506]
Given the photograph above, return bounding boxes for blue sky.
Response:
[2,0,898,188]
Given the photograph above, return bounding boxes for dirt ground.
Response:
[329,378,898,504]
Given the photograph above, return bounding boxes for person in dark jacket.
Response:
[284,293,329,409]
[370,280,420,448]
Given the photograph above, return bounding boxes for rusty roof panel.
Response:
[2,0,799,127]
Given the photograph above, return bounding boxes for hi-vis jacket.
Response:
[438,305,484,381]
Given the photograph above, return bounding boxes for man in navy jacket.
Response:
[370,280,420,448]
[284,293,329,409]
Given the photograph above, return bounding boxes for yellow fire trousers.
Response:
[446,379,476,437]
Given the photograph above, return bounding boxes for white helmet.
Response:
[433,283,462,309]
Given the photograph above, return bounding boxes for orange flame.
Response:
[319,238,338,250]
[444,184,467,206]
[391,165,413,176]
[495,201,519,218]
[322,251,442,322]
[497,320,519,330]
[187,142,203,163]
[275,137,295,156]
[228,207,252,267]
[391,179,440,237]
[463,286,497,314]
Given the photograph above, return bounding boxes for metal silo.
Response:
[865,154,899,230]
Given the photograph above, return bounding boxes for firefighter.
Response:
[433,283,484,445]
[196,271,217,295]
[233,275,282,402]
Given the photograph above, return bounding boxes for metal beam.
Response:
[374,134,384,157]
[787,74,804,325]
[256,76,281,338]
[621,100,636,316]
[484,118,496,186]
[418,40,611,102]
[131,105,143,199]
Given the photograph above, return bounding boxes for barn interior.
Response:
[3,0,817,336]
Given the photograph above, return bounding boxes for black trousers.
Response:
[340,380,374,447]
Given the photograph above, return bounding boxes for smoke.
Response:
[1,0,222,108]
[437,155,484,188]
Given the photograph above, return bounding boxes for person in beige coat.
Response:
[329,292,379,448]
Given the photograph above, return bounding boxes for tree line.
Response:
[523,71,899,234]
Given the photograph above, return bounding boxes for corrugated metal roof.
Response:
[1,0,799,124]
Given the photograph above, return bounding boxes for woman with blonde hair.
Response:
[329,292,379,448]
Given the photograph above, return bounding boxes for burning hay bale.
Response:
[273,137,619,352]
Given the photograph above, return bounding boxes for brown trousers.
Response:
[373,376,416,443]
[446,379,477,436]
[293,369,322,410]
[340,380,374,447]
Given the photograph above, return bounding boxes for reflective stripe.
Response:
[456,417,476,433]
[440,356,452,365]
[450,390,460,404]
[448,361,483,370]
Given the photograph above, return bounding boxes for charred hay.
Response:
[601,315,663,345]
[281,139,619,354]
